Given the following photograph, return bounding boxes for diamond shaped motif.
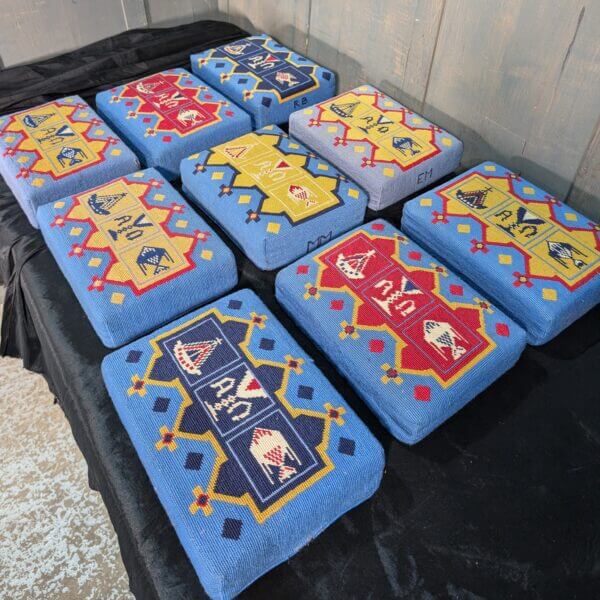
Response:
[153,397,171,413]
[222,518,242,540]
[297,385,314,400]
[110,292,125,305]
[88,257,102,268]
[338,437,355,456]
[413,385,431,401]
[259,337,275,351]
[330,299,344,311]
[495,323,510,337]
[184,452,204,470]
[228,299,242,310]
[369,339,385,353]
[126,350,142,363]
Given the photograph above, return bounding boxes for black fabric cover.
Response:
[1,21,600,600]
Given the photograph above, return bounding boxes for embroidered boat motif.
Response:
[330,101,360,118]
[23,113,53,128]
[455,186,491,210]
[87,191,128,215]
[174,337,222,375]
[336,250,376,280]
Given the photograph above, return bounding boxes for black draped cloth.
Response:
[1,20,599,600]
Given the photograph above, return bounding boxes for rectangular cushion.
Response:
[402,162,600,345]
[37,167,237,347]
[191,34,336,129]
[96,68,252,180]
[181,124,368,270]
[102,288,384,599]
[289,84,463,211]
[0,96,139,228]
[276,219,526,444]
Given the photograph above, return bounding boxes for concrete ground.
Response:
[0,291,133,599]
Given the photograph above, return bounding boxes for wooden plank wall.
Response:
[0,0,598,219]
[221,0,600,220]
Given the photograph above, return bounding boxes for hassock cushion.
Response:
[180,124,368,270]
[276,219,526,444]
[190,34,336,129]
[0,96,139,228]
[289,84,463,211]
[37,167,237,347]
[95,68,252,181]
[102,288,384,600]
[402,161,600,345]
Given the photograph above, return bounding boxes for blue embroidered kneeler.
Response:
[96,68,252,180]
[276,220,527,444]
[181,124,368,270]
[0,96,139,228]
[289,84,463,210]
[402,162,600,344]
[102,288,384,599]
[37,168,238,347]
[190,34,336,129]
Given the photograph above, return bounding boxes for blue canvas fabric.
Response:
[37,167,237,347]
[102,288,384,599]
[276,219,527,444]
[181,124,368,270]
[0,96,139,228]
[95,68,252,181]
[402,162,600,345]
[289,84,463,211]
[190,34,336,129]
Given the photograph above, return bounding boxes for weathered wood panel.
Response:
[219,0,311,50]
[121,0,149,29]
[0,0,598,218]
[0,0,133,67]
[145,0,219,26]
[307,0,445,107]
[570,118,600,222]
[423,0,600,214]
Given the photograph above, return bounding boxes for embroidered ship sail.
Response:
[456,187,491,210]
[23,113,53,128]
[336,250,376,280]
[174,337,222,375]
[136,80,161,95]
[223,144,253,159]
[88,192,128,215]
[330,101,360,118]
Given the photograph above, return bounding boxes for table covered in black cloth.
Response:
[1,21,600,600]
